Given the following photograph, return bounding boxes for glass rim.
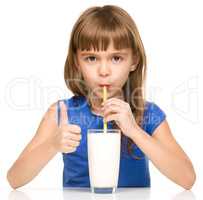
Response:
[87,129,121,134]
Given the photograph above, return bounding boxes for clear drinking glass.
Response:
[87,129,121,194]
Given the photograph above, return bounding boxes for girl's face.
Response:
[76,41,136,99]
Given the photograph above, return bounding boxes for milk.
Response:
[87,129,121,193]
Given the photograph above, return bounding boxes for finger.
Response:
[102,100,122,111]
[61,136,80,147]
[64,139,80,148]
[61,124,81,134]
[103,104,122,117]
[63,132,82,141]
[59,100,68,126]
[104,113,120,123]
[104,98,126,108]
[105,97,125,104]
[63,146,76,153]
[67,124,81,134]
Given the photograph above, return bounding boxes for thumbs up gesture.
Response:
[51,101,82,153]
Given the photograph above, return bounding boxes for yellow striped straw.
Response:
[103,86,107,133]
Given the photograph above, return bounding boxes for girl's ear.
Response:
[130,55,140,72]
[74,55,81,71]
[130,64,136,72]
[75,64,80,71]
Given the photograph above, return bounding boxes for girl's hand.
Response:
[102,98,138,138]
[51,101,82,153]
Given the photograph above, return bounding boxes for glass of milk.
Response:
[87,129,121,194]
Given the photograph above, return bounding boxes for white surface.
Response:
[88,132,121,187]
[0,0,203,199]
[0,187,200,200]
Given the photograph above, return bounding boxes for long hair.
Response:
[64,5,147,159]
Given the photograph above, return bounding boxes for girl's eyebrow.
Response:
[79,51,129,56]
[111,52,128,56]
[79,52,95,56]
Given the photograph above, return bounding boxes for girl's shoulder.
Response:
[144,101,166,115]
[55,95,86,126]
[64,95,86,107]
[142,101,166,135]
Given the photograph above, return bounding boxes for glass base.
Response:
[91,187,116,194]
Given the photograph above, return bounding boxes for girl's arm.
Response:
[7,102,59,189]
[7,101,81,189]
[130,120,196,190]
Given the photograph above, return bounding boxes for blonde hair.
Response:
[64,5,147,159]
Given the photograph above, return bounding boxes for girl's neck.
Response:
[87,96,103,117]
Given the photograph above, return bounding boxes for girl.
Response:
[7,5,196,190]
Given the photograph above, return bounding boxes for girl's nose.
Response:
[98,62,111,77]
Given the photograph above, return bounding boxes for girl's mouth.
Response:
[98,84,111,88]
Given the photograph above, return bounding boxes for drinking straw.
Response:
[103,86,107,133]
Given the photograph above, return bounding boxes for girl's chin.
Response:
[88,89,111,99]
[89,86,123,99]
[94,89,122,100]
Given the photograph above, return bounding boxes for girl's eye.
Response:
[85,56,97,62]
[112,56,123,63]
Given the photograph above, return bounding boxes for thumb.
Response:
[59,100,68,126]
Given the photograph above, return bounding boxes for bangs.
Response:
[73,13,135,52]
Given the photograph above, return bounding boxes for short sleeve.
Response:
[142,101,166,135]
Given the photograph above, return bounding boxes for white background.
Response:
[0,0,202,199]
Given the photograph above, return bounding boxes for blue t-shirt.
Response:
[57,95,166,187]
